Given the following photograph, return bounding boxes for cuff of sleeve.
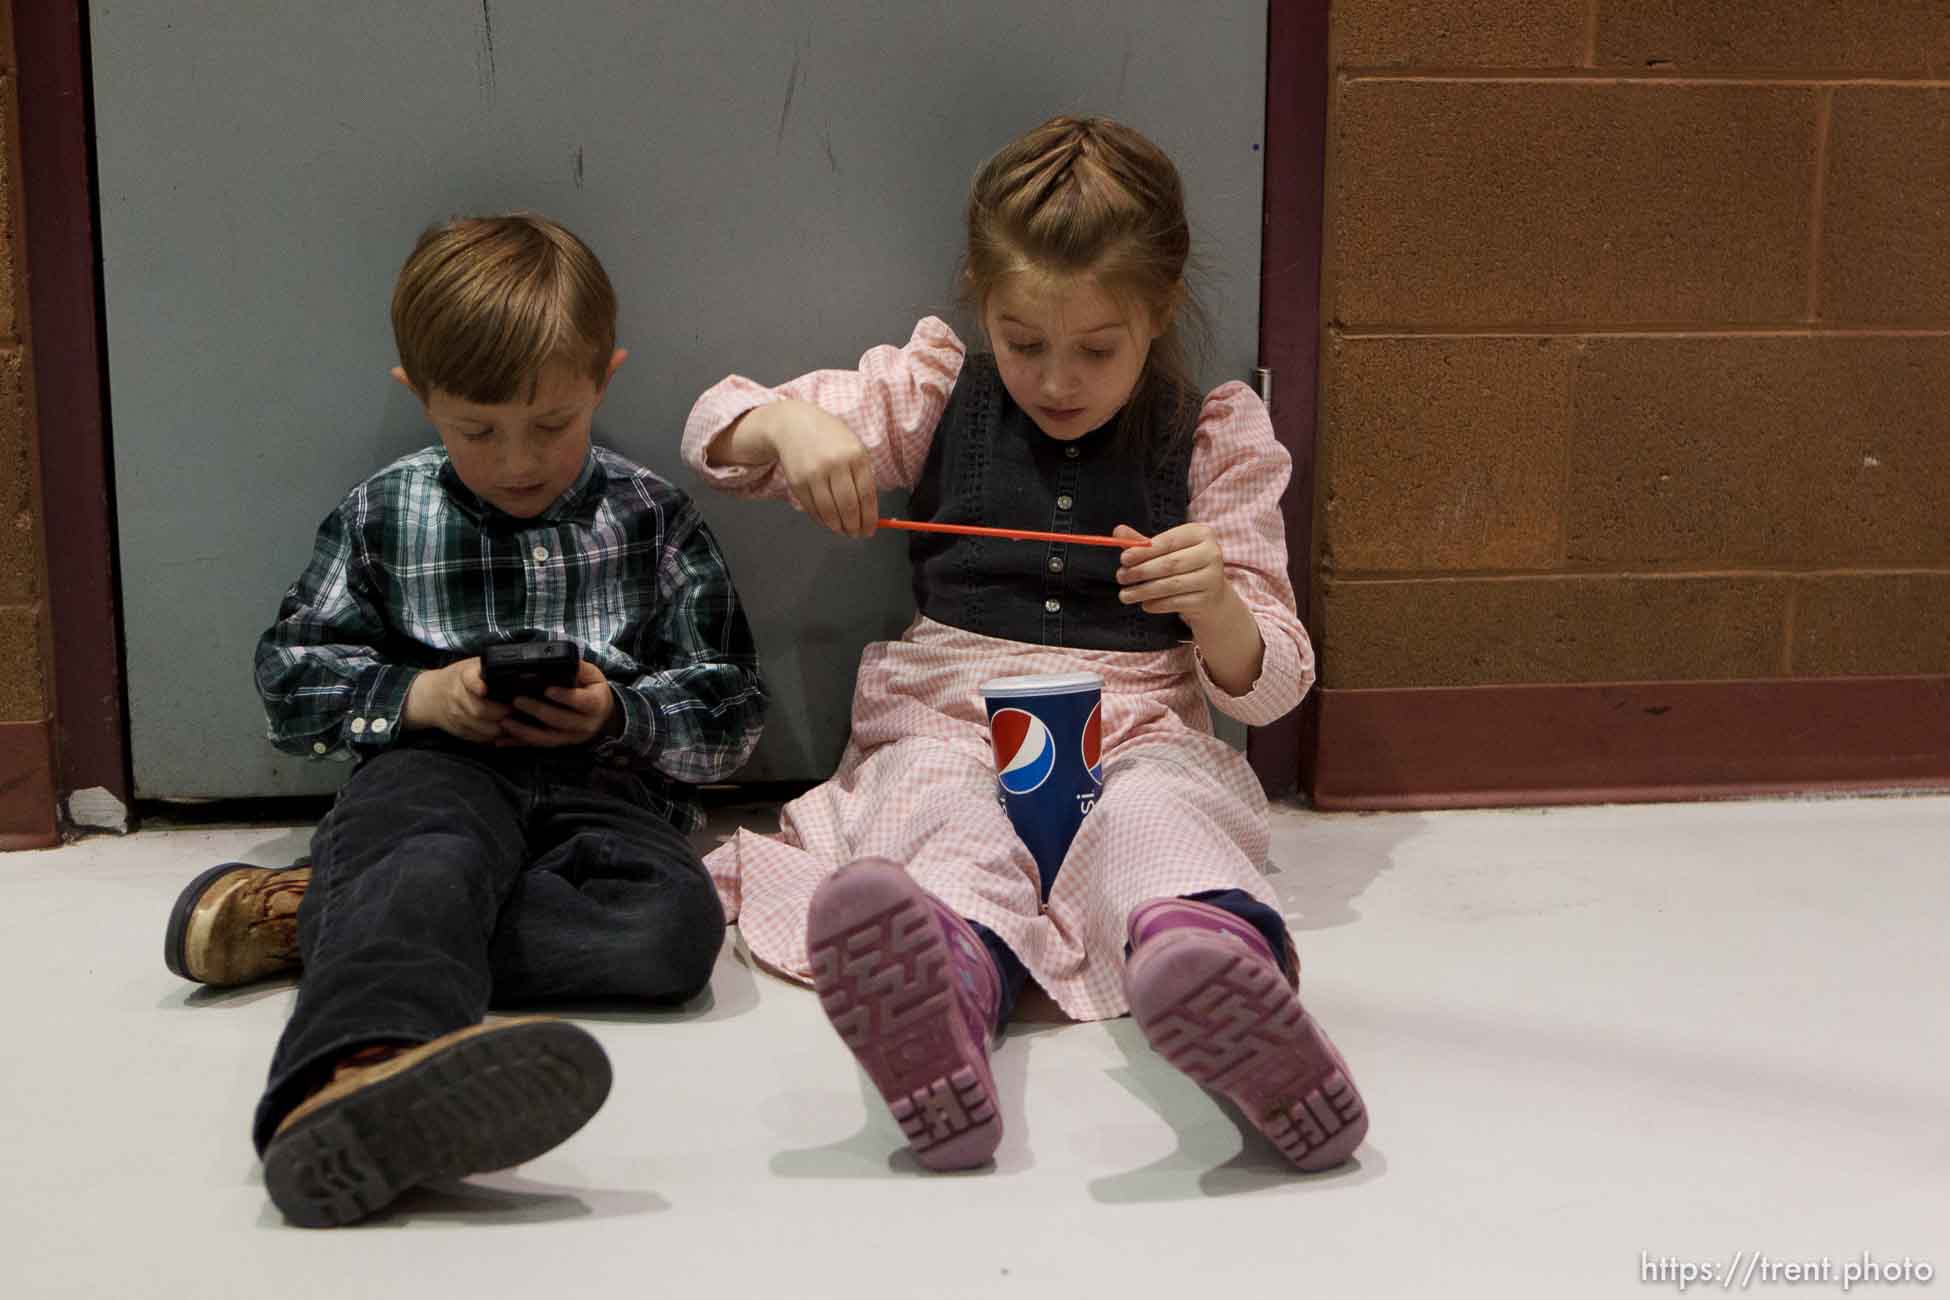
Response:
[1194,615,1308,728]
[682,387,786,495]
[590,683,658,766]
[344,665,420,751]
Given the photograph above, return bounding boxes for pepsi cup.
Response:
[980,672,1104,898]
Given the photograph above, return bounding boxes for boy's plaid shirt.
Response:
[256,444,767,830]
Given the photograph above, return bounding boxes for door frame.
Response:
[1246,0,1330,799]
[15,0,130,824]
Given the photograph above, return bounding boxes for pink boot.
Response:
[1124,897,1368,1171]
[806,859,1004,1171]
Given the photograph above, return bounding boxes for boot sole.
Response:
[163,861,250,982]
[1126,935,1367,1171]
[806,864,1000,1171]
[261,1020,612,1228]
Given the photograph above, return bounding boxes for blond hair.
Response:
[391,214,617,403]
[961,116,1209,449]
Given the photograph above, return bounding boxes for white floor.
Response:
[2,796,1946,1300]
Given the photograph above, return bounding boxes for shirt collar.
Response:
[436,447,607,528]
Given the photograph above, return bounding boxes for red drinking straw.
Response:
[875,518,1145,549]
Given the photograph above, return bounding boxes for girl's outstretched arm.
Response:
[680,318,965,528]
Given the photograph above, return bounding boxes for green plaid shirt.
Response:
[256,444,767,829]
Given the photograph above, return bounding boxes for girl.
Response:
[682,116,1367,1173]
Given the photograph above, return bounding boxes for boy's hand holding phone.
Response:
[496,659,616,748]
[402,643,615,747]
[402,658,512,742]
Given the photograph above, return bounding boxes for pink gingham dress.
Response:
[681,318,1314,1020]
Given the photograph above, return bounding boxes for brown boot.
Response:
[262,1017,613,1228]
[164,861,309,986]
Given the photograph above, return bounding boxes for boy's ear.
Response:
[390,365,434,412]
[592,348,628,403]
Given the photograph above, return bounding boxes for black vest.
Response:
[907,354,1195,651]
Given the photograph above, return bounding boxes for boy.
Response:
[161,214,767,1227]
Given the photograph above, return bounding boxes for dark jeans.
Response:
[250,740,724,1154]
[968,888,1290,1029]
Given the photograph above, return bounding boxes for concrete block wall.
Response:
[1317,0,1950,690]
[0,3,58,845]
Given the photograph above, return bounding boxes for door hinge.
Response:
[1253,367,1273,412]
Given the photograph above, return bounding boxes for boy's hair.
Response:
[391,214,618,403]
[960,116,1211,451]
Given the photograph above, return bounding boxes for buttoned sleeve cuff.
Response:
[1193,610,1315,727]
[590,681,658,766]
[339,664,421,754]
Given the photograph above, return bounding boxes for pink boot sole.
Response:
[806,863,1001,1171]
[1126,932,1367,1171]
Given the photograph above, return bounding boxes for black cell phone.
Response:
[479,640,582,703]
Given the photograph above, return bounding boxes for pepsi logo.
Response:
[1081,700,1103,786]
[990,708,1056,795]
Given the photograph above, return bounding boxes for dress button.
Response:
[1056,494,1074,511]
[371,717,390,734]
[1048,556,1065,573]
[312,741,328,754]
[349,717,367,735]
[1044,598,1061,614]
[531,545,549,563]
[1065,446,1079,459]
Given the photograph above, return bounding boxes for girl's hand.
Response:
[742,399,878,538]
[497,659,617,748]
[402,659,512,743]
[1113,523,1238,627]
[1114,523,1267,695]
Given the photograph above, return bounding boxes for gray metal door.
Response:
[91,1,1268,797]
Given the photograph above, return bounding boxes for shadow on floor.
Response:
[1086,1016,1384,1203]
[763,1010,1066,1180]
[1265,806,1427,935]
[162,977,301,1011]
[255,1170,669,1231]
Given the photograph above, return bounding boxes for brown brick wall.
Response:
[1318,0,1950,689]
[1320,334,1573,572]
[1336,0,1589,69]
[2,17,50,723]
[1821,89,1950,325]
[0,85,12,342]
[1793,573,1950,676]
[1596,3,1950,76]
[1332,82,1817,328]
[1322,574,1787,688]
[0,349,34,603]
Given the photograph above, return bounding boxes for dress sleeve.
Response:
[680,317,967,503]
[1184,382,1317,726]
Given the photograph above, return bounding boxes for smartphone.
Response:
[479,640,582,703]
